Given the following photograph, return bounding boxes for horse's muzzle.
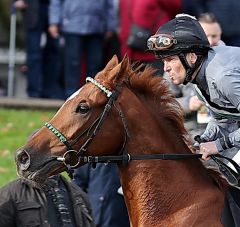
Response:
[16,149,31,171]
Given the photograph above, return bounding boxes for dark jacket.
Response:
[182,0,240,43]
[17,0,40,29]
[73,164,130,227]
[0,175,95,227]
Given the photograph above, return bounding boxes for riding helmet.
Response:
[147,13,210,58]
[147,14,210,84]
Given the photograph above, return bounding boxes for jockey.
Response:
[147,13,240,162]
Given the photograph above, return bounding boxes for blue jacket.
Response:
[73,163,130,227]
[49,0,117,34]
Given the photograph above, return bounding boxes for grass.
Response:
[0,107,56,187]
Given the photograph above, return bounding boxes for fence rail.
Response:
[0,97,64,110]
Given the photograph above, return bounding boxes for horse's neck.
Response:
[118,92,223,226]
[119,155,223,226]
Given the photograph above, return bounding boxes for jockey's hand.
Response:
[199,141,219,161]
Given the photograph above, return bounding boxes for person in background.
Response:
[164,12,224,141]
[198,12,225,47]
[102,0,121,66]
[147,14,240,162]
[118,0,181,75]
[48,0,117,99]
[73,164,130,227]
[14,0,63,99]
[182,0,240,46]
[0,174,95,227]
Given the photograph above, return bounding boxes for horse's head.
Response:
[16,54,187,185]
[15,55,134,184]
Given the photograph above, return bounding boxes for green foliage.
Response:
[0,108,56,187]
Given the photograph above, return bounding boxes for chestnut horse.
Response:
[16,56,232,226]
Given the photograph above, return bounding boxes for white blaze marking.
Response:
[67,88,83,100]
[54,88,83,116]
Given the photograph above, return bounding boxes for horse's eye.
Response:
[76,103,90,114]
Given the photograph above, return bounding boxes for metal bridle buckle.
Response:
[57,150,80,168]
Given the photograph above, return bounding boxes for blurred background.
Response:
[0,0,26,98]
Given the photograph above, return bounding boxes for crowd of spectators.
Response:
[10,0,240,101]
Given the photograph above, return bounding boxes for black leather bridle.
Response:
[45,77,240,186]
[45,77,126,169]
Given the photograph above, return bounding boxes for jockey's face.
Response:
[163,55,186,85]
[163,53,197,85]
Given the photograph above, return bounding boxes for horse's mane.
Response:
[115,62,229,189]
[122,62,189,143]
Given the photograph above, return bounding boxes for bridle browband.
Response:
[45,77,240,185]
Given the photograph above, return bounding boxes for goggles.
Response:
[147,34,177,51]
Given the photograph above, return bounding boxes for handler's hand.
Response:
[48,24,59,38]
[14,0,27,9]
[199,141,219,161]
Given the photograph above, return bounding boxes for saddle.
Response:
[222,186,240,227]
[194,136,240,226]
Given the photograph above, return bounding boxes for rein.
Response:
[77,153,203,163]
[45,77,240,185]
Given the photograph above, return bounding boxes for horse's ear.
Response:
[106,55,130,84]
[120,55,130,72]
[114,55,130,82]
[104,55,119,71]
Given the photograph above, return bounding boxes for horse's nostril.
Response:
[17,150,31,171]
[20,152,29,164]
